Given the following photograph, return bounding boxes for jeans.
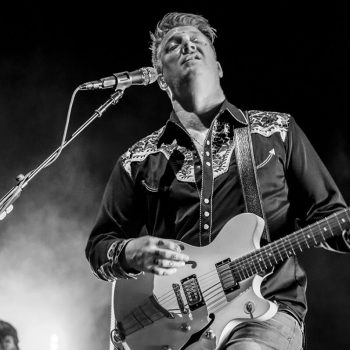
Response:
[222,311,304,350]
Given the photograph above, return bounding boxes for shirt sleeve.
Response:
[85,157,145,281]
[285,117,350,252]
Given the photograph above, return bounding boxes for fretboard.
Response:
[229,208,350,281]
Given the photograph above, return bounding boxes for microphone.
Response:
[79,67,158,90]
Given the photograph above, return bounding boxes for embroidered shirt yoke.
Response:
[86,100,349,324]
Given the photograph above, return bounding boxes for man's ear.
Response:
[157,75,168,90]
[217,61,223,78]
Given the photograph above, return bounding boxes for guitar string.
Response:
[160,209,349,305]
[159,277,221,309]
[211,212,343,296]
[157,269,218,302]
[166,212,348,316]
[156,212,347,313]
[124,262,322,332]
[159,223,325,308]
[121,282,227,334]
[218,209,349,277]
[120,210,350,334]
[122,222,331,335]
[123,266,252,334]
[215,214,350,298]
[201,216,342,300]
[217,211,349,279]
[122,216,333,335]
[126,275,224,327]
[120,278,224,333]
[214,218,339,283]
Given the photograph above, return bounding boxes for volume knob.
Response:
[181,323,191,332]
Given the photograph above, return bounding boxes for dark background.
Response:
[0,2,349,349]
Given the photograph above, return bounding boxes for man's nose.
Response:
[182,40,196,54]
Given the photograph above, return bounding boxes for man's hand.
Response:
[122,236,189,276]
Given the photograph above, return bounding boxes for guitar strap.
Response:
[234,113,271,243]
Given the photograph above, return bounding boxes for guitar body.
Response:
[112,213,278,350]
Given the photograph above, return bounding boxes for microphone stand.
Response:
[0,88,125,221]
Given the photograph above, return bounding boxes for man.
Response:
[85,12,349,349]
[0,320,19,350]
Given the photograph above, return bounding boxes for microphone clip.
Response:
[79,67,158,91]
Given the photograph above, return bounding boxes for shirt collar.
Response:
[157,100,247,146]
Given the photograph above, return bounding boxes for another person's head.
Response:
[150,12,224,100]
[0,321,19,350]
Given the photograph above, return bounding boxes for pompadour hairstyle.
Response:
[150,12,217,73]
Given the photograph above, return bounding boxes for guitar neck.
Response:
[230,208,350,281]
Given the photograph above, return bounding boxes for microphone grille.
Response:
[141,67,158,85]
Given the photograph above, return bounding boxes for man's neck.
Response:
[171,94,225,159]
[172,93,225,133]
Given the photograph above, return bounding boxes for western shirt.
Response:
[86,100,349,323]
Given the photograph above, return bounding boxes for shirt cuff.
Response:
[97,239,143,281]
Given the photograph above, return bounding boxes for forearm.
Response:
[86,156,147,280]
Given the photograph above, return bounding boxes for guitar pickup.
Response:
[216,258,240,294]
[181,274,205,311]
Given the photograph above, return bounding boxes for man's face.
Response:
[0,335,18,350]
[158,25,222,93]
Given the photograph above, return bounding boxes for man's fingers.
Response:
[155,258,186,268]
[155,238,182,253]
[154,249,189,262]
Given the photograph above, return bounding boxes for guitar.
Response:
[111,209,350,350]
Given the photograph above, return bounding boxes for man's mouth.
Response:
[181,54,200,65]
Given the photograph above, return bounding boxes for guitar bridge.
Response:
[172,283,188,314]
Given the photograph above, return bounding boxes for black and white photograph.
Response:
[0,3,349,350]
